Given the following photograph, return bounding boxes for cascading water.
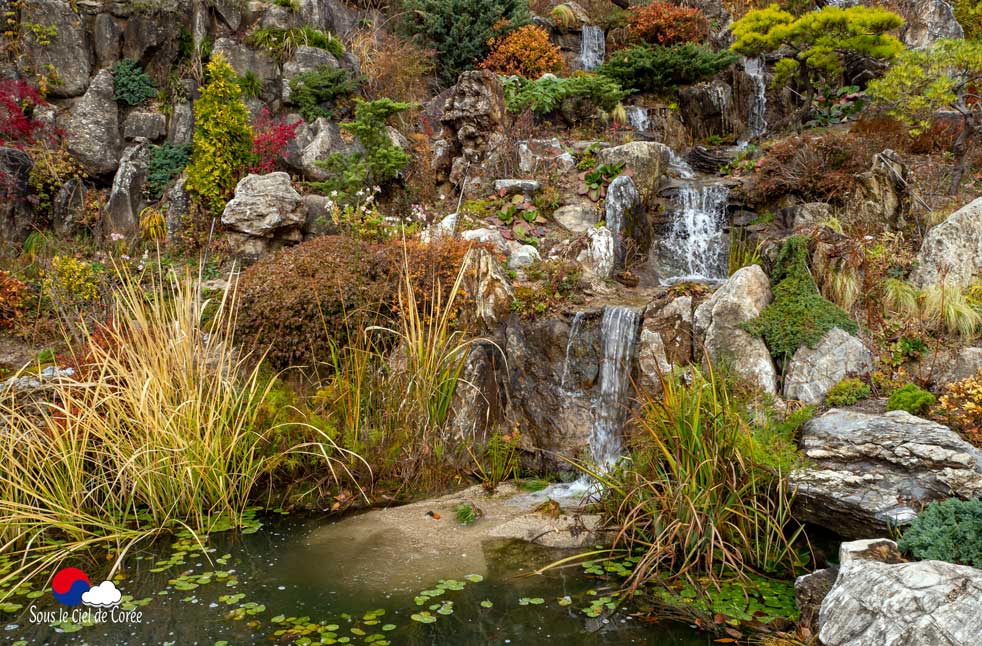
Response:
[742,57,768,141]
[625,106,650,133]
[558,312,586,395]
[579,26,605,71]
[590,307,639,469]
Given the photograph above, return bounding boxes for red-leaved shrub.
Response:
[626,2,709,46]
[250,107,302,174]
[0,80,48,149]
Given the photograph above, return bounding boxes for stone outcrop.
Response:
[103,140,151,237]
[596,141,671,204]
[694,265,777,393]
[62,69,121,176]
[850,149,911,231]
[910,196,982,289]
[916,346,982,388]
[20,0,91,98]
[638,295,695,392]
[678,80,741,141]
[791,409,982,538]
[0,147,35,246]
[282,45,339,104]
[902,0,964,49]
[783,328,874,404]
[462,247,514,332]
[604,175,645,263]
[212,38,279,101]
[818,539,982,646]
[221,173,307,259]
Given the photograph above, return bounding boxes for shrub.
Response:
[311,98,412,200]
[479,25,565,78]
[147,142,191,200]
[184,56,253,214]
[236,70,263,99]
[27,142,87,214]
[246,26,344,62]
[886,383,936,415]
[598,43,737,94]
[349,29,436,104]
[936,370,982,445]
[112,59,157,106]
[250,107,302,174]
[235,235,477,369]
[953,0,982,41]
[825,378,871,407]
[0,79,48,148]
[400,0,531,85]
[289,66,363,123]
[744,236,857,361]
[626,2,709,46]
[898,498,982,567]
[0,271,27,330]
[44,256,100,305]
[502,73,631,115]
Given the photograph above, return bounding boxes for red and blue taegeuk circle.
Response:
[52,567,91,606]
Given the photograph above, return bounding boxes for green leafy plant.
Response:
[454,502,479,525]
[468,431,520,493]
[112,58,156,106]
[502,73,631,116]
[311,98,412,200]
[578,162,624,202]
[899,498,982,567]
[886,383,936,415]
[743,236,857,361]
[147,142,191,200]
[598,42,736,94]
[400,0,530,85]
[236,70,263,99]
[825,378,871,407]
[728,228,763,276]
[808,84,866,127]
[289,66,363,122]
[184,56,254,214]
[246,26,344,63]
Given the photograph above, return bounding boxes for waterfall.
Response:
[590,306,639,468]
[579,26,605,71]
[625,105,650,133]
[559,312,586,394]
[660,183,730,283]
[743,57,768,141]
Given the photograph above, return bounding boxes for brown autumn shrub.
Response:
[479,24,566,78]
[235,235,479,369]
[626,2,709,46]
[0,270,27,330]
[348,28,437,105]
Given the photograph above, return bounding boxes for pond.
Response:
[1,512,714,646]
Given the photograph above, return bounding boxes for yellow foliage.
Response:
[479,25,565,78]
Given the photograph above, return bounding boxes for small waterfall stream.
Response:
[625,105,650,133]
[742,57,768,141]
[590,307,639,468]
[559,312,585,394]
[579,26,605,71]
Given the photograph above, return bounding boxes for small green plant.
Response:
[502,74,631,116]
[825,378,871,408]
[112,59,156,106]
[808,84,866,127]
[578,162,624,202]
[468,431,520,493]
[899,498,982,567]
[886,384,936,416]
[744,236,857,361]
[455,502,479,525]
[728,228,763,276]
[311,98,412,200]
[290,66,363,122]
[147,142,191,199]
[246,26,344,62]
[236,70,263,99]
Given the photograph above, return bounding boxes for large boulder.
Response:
[20,0,91,98]
[678,79,741,141]
[910,196,982,289]
[578,226,615,280]
[850,149,911,231]
[818,538,982,646]
[604,175,645,264]
[212,38,279,101]
[462,247,514,331]
[282,45,339,104]
[791,409,982,538]
[694,265,777,393]
[916,346,982,389]
[638,295,695,392]
[103,140,151,237]
[284,118,357,181]
[221,173,307,259]
[0,147,35,246]
[596,141,672,205]
[783,328,874,404]
[436,70,508,191]
[902,0,964,48]
[62,69,121,176]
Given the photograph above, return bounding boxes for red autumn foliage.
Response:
[627,2,709,46]
[0,80,48,149]
[250,107,302,174]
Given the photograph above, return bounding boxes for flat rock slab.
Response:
[791,409,982,538]
[303,484,608,594]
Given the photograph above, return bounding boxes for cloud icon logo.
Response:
[81,581,122,608]
[52,568,90,606]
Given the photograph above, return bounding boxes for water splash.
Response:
[660,183,729,283]
[591,306,639,468]
[743,57,768,141]
[579,26,605,71]
[559,312,586,394]
[625,105,649,133]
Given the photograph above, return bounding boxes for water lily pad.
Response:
[480,600,493,609]
[410,612,437,624]
[464,574,483,583]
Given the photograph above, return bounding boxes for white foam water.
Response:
[579,26,605,71]
[742,57,768,141]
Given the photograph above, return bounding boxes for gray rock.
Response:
[298,0,358,36]
[123,111,167,141]
[795,567,838,633]
[851,149,911,231]
[283,118,359,181]
[783,202,832,230]
[553,204,596,234]
[604,175,644,263]
[63,69,121,176]
[20,0,90,98]
[222,173,307,239]
[103,140,151,237]
[791,409,982,538]
[694,265,777,393]
[93,13,122,69]
[437,71,507,187]
[578,226,615,280]
[282,45,339,104]
[507,243,541,269]
[301,194,338,237]
[212,38,279,100]
[819,539,982,646]
[596,141,673,204]
[910,196,982,289]
[903,0,963,48]
[0,147,35,246]
[916,346,982,388]
[164,178,190,243]
[462,247,514,331]
[638,296,694,392]
[494,179,541,197]
[678,79,740,142]
[461,228,508,254]
[168,102,194,146]
[518,138,575,175]
[784,328,874,404]
[51,179,85,237]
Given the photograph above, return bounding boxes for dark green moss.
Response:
[899,498,982,567]
[743,236,857,361]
